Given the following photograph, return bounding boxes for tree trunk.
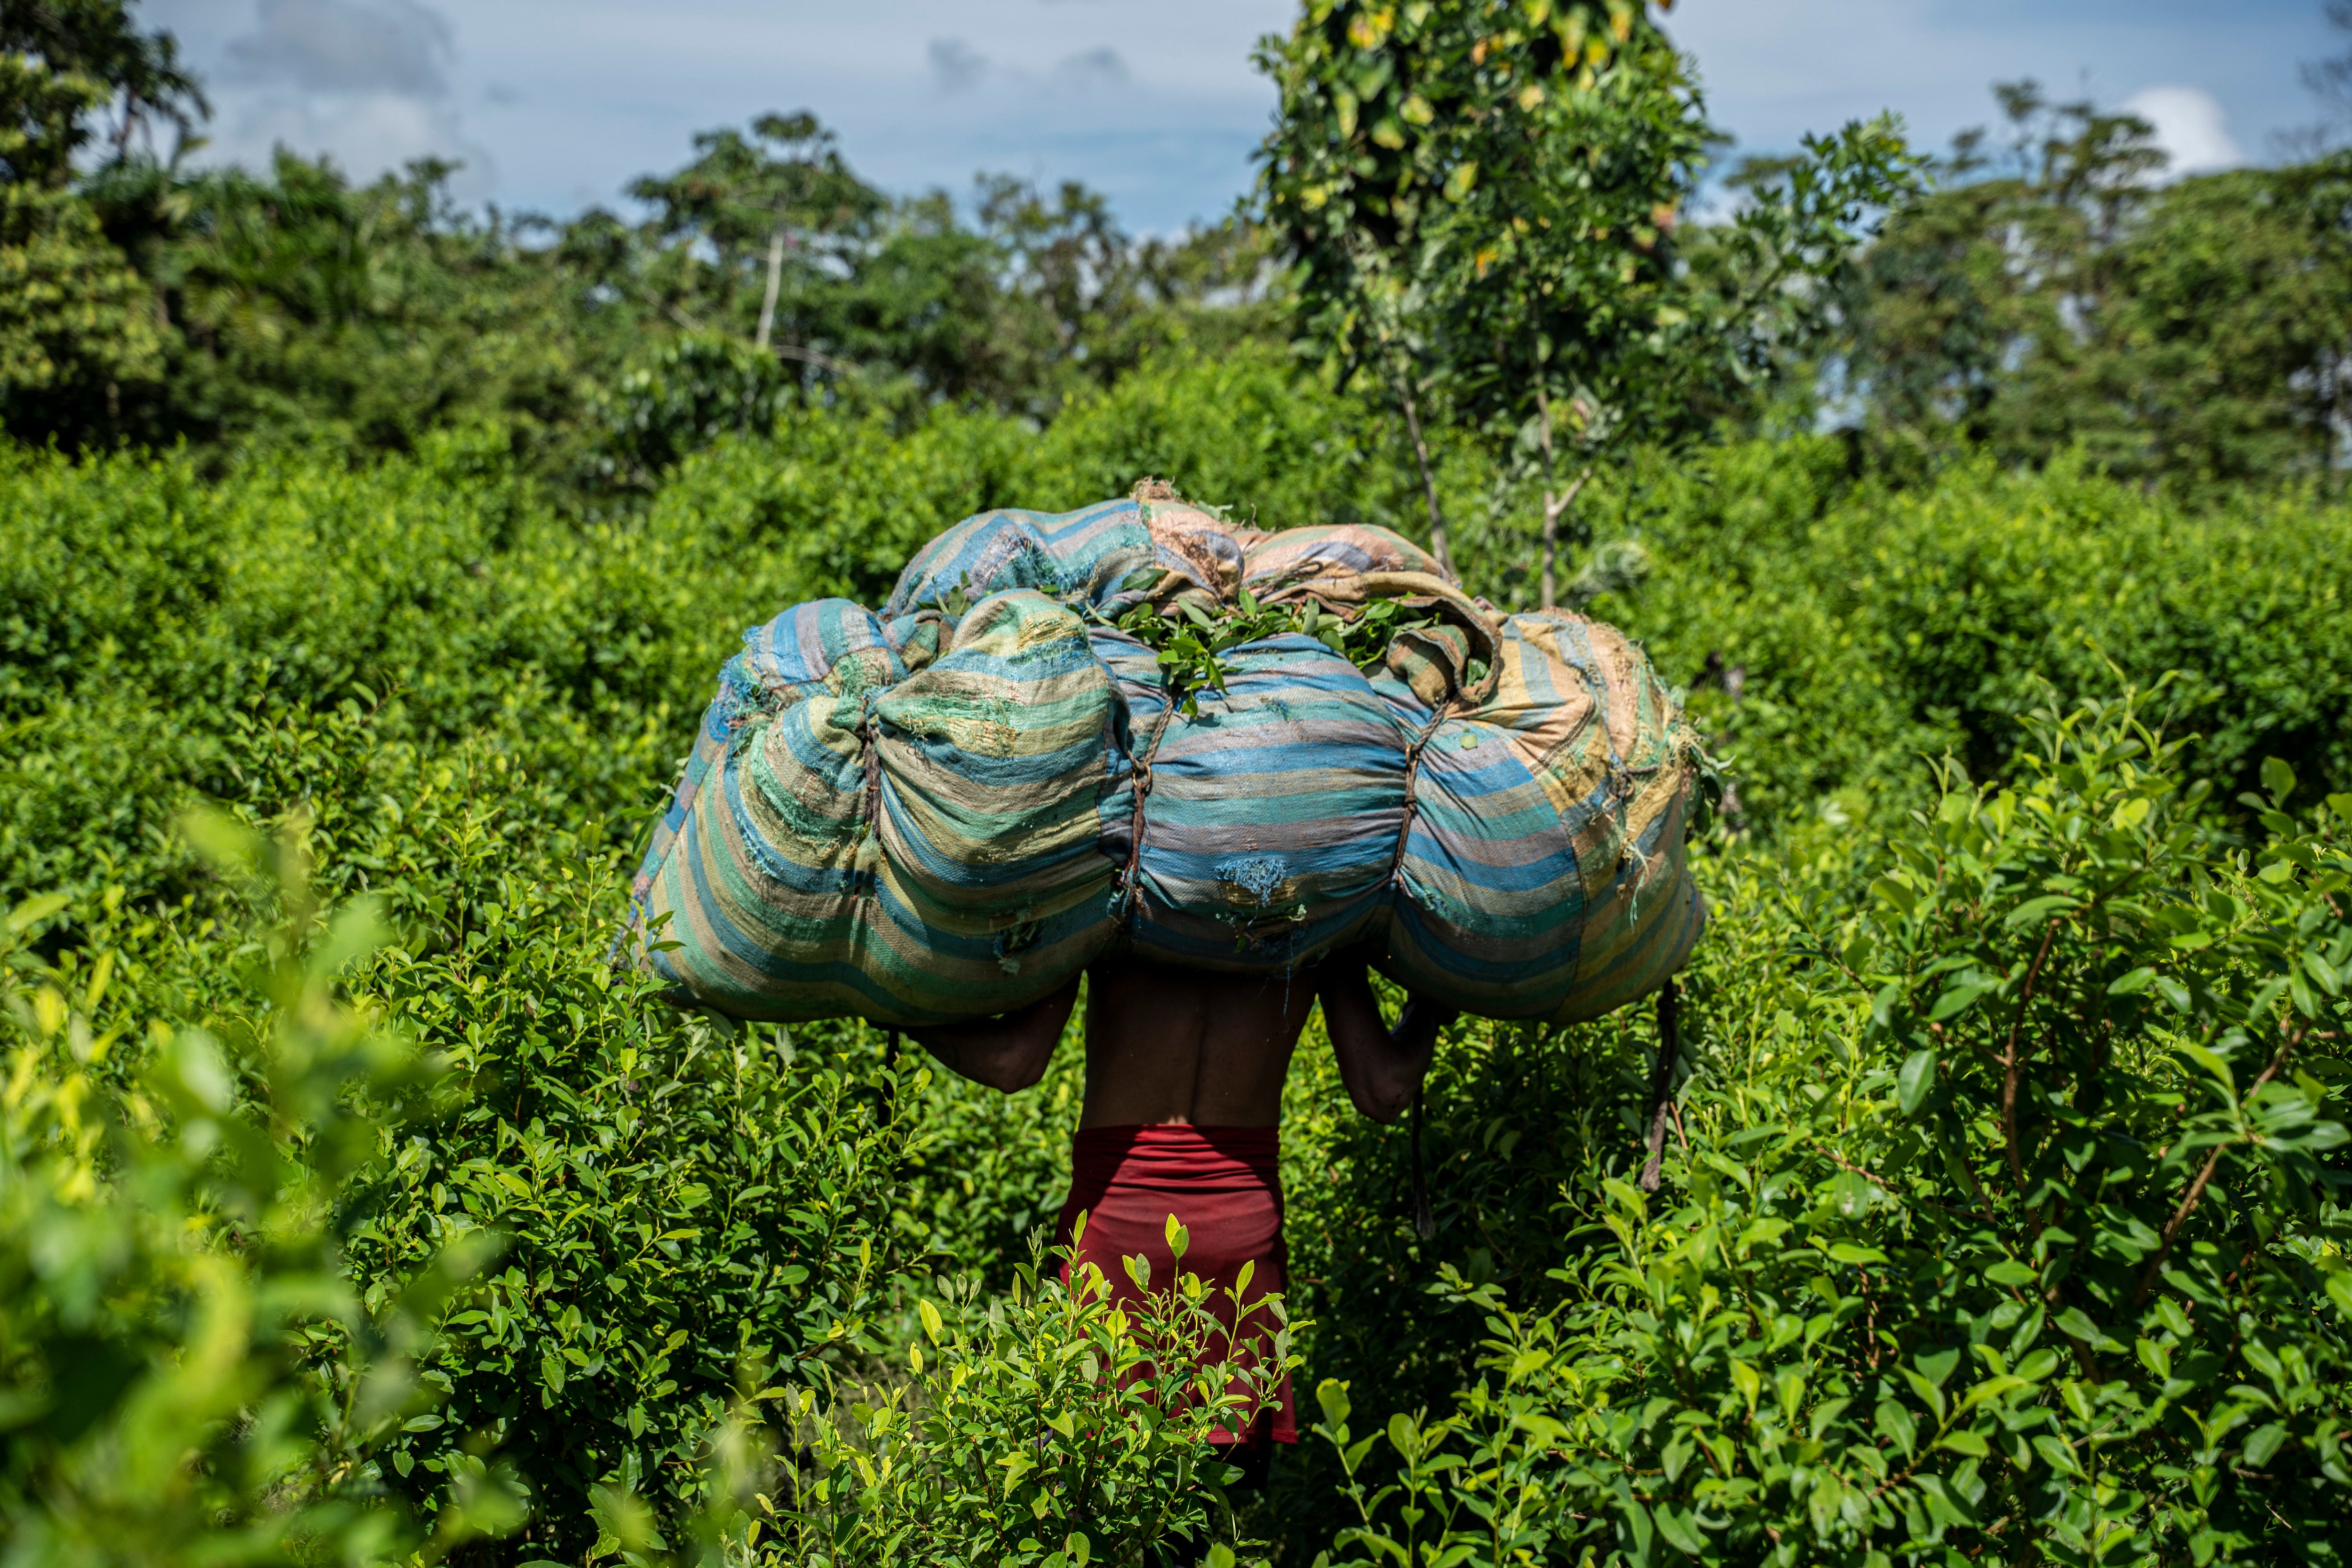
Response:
[1392,359,1454,580]
[755,224,786,351]
[2328,348,2344,501]
[1541,507,1556,609]
[1543,469,1594,610]
[1531,384,1591,611]
[1534,383,1558,609]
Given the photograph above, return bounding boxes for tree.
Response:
[0,0,205,433]
[1852,84,2164,468]
[2105,156,2352,490]
[0,0,205,183]
[0,178,163,424]
[0,26,1285,470]
[1257,0,1601,578]
[627,112,886,361]
[1848,82,2352,493]
[1421,3,1712,603]
[1260,0,1914,602]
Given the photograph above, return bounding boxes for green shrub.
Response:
[10,356,2352,1566]
[1014,343,1426,532]
[1,750,938,1558]
[1573,443,2352,829]
[781,1226,1288,1566]
[317,748,918,1550]
[588,333,803,494]
[0,827,519,1564]
[898,1038,1088,1288]
[1311,693,2352,1565]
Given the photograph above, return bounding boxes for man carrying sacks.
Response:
[907,949,1453,1479]
[630,487,1709,1486]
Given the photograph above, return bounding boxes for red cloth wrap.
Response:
[1054,1123,1295,1445]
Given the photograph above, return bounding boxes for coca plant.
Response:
[1314,691,2352,1566]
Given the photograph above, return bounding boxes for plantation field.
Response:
[15,0,2352,1554]
[5,348,2351,1564]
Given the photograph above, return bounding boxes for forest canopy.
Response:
[7,0,2352,514]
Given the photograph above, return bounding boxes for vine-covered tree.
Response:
[1258,0,1914,603]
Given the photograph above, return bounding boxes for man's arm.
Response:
[904,974,1080,1093]
[1318,952,1455,1123]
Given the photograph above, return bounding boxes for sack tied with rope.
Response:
[628,485,1709,1027]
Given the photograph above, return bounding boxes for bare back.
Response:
[1079,957,1317,1128]
[905,945,1446,1129]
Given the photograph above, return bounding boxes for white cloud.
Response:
[928,37,989,94]
[223,0,452,96]
[1055,47,1130,90]
[211,89,494,196]
[1665,0,2304,175]
[142,0,2315,232]
[2122,84,2243,175]
[224,89,423,160]
[186,0,493,197]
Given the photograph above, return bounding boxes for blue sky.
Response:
[140,0,2338,231]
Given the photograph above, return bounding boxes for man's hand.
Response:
[905,974,1080,1093]
[1317,947,1455,1123]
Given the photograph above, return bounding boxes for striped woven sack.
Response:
[633,489,1706,1026]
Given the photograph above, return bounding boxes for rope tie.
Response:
[1638,979,1682,1193]
[1409,1084,1436,1242]
[856,691,884,854]
[1389,710,1448,888]
[1118,698,1182,932]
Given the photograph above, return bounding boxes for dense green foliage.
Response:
[1312,698,2352,1565]
[1255,0,1914,595]
[1,6,1272,477]
[0,0,190,422]
[1846,84,2352,495]
[785,1230,1286,1563]
[1574,442,2352,828]
[1,823,518,1562]
[5,362,2350,1560]
[7,3,2352,1563]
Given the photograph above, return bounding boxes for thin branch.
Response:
[2000,921,2062,1201]
[755,223,786,350]
[1546,466,1593,528]
[1528,374,1591,614]
[773,342,859,375]
[1534,381,1558,610]
[1638,981,1681,1193]
[1391,358,1454,579]
[2131,1025,2303,1307]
